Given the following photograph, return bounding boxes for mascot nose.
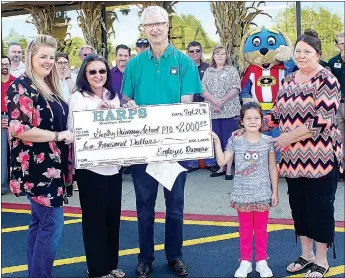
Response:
[260,48,269,56]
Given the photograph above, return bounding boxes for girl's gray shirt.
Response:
[226,134,275,208]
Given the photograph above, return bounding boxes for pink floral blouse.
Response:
[7,74,72,207]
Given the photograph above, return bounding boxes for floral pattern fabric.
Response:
[202,65,241,119]
[7,74,72,207]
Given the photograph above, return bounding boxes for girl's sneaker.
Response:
[234,260,252,277]
[256,260,273,277]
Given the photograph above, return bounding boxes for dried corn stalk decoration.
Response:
[19,5,56,35]
[77,2,105,54]
[210,1,271,71]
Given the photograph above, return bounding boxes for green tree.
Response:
[2,38,28,60]
[170,14,217,51]
[2,42,9,57]
[274,4,343,61]
[65,36,85,69]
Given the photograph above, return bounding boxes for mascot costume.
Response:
[239,28,295,161]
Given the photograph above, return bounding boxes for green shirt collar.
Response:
[148,42,174,59]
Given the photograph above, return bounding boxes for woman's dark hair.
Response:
[295,29,322,55]
[76,54,116,100]
[240,102,263,121]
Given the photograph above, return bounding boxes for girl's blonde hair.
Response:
[210,45,229,68]
[25,35,62,101]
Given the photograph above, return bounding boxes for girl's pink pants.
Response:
[237,210,269,262]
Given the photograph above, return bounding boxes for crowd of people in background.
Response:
[1,4,344,278]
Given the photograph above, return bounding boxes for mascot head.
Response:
[239,28,293,73]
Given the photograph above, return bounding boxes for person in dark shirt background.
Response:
[186,41,211,173]
[328,32,345,180]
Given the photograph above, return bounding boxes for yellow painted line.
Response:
[121,216,240,227]
[2,219,82,233]
[286,265,345,277]
[2,222,344,275]
[1,225,305,274]
[3,208,344,231]
[2,208,32,214]
[2,231,240,274]
[2,208,82,218]
[4,208,345,232]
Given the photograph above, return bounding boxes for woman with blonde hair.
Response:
[7,35,74,278]
[201,45,241,179]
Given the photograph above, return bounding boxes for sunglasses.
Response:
[137,39,148,44]
[87,69,107,75]
[189,49,201,54]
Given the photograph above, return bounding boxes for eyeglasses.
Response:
[143,22,167,29]
[137,38,148,44]
[1,63,10,67]
[57,61,69,66]
[87,69,107,75]
[83,53,92,57]
[189,49,201,54]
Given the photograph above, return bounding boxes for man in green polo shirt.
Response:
[122,5,202,278]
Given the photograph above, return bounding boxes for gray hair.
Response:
[141,6,169,24]
[7,41,22,54]
[78,45,95,57]
[335,33,345,44]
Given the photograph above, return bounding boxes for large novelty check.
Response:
[73,102,214,169]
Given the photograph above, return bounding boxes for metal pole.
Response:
[296,1,301,39]
[101,6,108,60]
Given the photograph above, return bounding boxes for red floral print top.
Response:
[7,74,72,207]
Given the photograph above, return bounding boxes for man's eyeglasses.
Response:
[1,63,10,67]
[87,69,107,75]
[57,61,69,66]
[83,53,92,57]
[143,22,167,29]
[189,49,201,54]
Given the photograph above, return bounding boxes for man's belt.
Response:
[259,103,274,110]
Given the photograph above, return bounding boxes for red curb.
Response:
[2,202,344,228]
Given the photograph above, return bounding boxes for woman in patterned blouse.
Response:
[201,45,241,180]
[235,29,342,278]
[7,35,74,277]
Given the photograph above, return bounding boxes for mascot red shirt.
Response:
[239,28,295,110]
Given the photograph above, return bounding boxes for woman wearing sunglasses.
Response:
[67,55,125,278]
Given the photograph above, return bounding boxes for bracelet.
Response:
[54,131,59,142]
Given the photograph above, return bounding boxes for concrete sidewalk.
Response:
[2,169,344,221]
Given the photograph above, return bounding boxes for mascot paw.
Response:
[275,45,292,62]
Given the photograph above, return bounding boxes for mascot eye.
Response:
[244,153,251,160]
[252,37,261,47]
[267,36,276,46]
[252,153,259,160]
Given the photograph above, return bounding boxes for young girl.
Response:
[211,102,279,278]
